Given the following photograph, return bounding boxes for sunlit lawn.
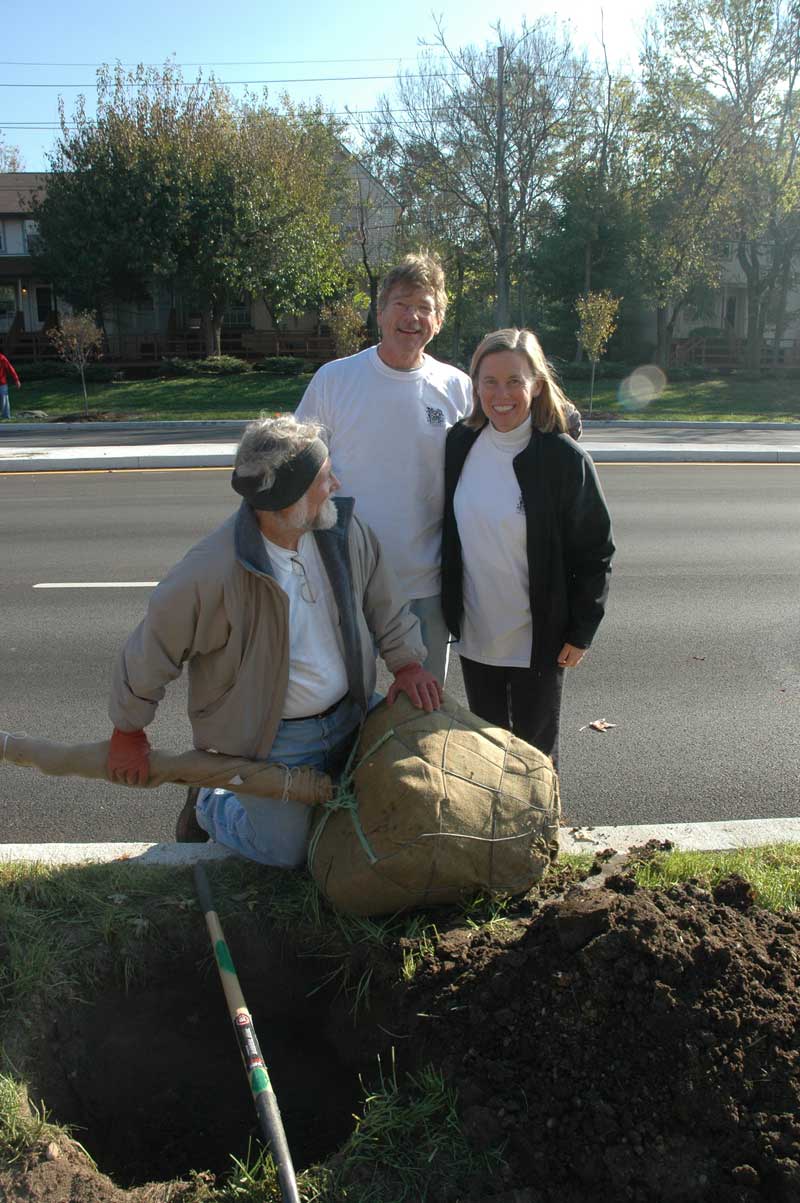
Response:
[11,369,800,423]
[15,373,307,421]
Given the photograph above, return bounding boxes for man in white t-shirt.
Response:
[106,416,441,867]
[296,251,472,682]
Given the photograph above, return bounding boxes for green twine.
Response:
[307,726,397,870]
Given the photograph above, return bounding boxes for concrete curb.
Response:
[4,419,800,432]
[2,816,799,866]
[3,442,800,472]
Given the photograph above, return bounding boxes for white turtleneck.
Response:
[453,416,533,666]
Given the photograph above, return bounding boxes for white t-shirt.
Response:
[261,532,349,718]
[296,345,472,599]
[453,418,533,667]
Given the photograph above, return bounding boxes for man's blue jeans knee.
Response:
[195,697,361,867]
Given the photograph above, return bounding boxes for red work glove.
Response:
[387,662,443,714]
[107,728,151,786]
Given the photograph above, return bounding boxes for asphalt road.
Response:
[1,463,798,843]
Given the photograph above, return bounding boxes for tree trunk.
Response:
[738,239,766,372]
[655,307,669,369]
[589,359,596,416]
[656,304,681,369]
[80,364,88,413]
[366,274,379,343]
[771,255,793,368]
[494,44,511,328]
[451,256,465,364]
[202,303,223,357]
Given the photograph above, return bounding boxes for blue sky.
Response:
[3,0,653,170]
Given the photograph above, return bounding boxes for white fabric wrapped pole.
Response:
[0,733,332,807]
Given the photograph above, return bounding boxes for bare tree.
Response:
[48,313,105,412]
[361,19,587,327]
[0,133,22,171]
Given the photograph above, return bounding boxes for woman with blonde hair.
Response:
[441,328,614,767]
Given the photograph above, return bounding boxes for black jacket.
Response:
[441,421,615,670]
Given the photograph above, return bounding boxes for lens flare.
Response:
[618,365,667,409]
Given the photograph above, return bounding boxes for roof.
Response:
[0,173,47,216]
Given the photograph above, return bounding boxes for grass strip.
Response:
[11,372,800,423]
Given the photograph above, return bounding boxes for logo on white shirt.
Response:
[425,406,445,427]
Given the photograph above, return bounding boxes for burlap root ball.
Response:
[308,693,560,916]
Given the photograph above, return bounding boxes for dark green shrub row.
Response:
[14,360,118,382]
[253,355,313,376]
[161,355,252,376]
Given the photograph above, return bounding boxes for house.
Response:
[670,240,800,368]
[0,162,400,365]
[0,172,53,354]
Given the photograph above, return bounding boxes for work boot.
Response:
[175,786,209,842]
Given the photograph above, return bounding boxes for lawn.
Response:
[9,367,800,422]
[12,372,308,422]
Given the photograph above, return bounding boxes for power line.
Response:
[0,57,443,68]
[0,109,418,128]
[0,73,460,90]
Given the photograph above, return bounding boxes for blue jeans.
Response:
[0,386,10,420]
[410,594,451,684]
[195,696,362,867]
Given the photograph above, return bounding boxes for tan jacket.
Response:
[109,498,425,759]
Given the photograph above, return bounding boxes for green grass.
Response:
[13,373,308,421]
[10,370,800,423]
[630,843,800,911]
[569,374,800,421]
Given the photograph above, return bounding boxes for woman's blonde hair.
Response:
[467,328,570,433]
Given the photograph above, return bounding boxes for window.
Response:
[0,284,16,328]
[0,222,4,252]
[225,296,251,328]
[23,220,40,254]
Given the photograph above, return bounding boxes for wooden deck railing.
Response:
[0,328,338,365]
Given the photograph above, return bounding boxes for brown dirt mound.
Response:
[408,874,800,1203]
[4,867,800,1203]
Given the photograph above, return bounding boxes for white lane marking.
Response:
[33,582,158,589]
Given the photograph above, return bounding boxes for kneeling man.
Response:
[106,416,442,866]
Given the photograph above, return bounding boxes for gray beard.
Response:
[308,499,338,530]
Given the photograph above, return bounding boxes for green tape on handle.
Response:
[214,938,236,975]
[250,1065,271,1097]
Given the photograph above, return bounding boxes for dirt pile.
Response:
[4,865,800,1203]
[409,872,800,1203]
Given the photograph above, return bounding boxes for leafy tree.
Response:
[34,64,349,355]
[47,312,105,410]
[576,290,620,411]
[642,0,800,367]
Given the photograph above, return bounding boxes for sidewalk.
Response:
[3,815,799,867]
[2,419,800,470]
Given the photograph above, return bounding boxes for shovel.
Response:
[194,862,300,1203]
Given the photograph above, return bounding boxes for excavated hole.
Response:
[25,929,396,1187]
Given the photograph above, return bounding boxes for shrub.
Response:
[665,364,718,381]
[688,326,727,339]
[193,355,251,374]
[553,359,631,381]
[253,356,313,377]
[161,355,251,376]
[12,360,73,381]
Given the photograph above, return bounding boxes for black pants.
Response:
[459,656,564,769]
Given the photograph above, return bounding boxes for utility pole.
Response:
[495,43,511,327]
